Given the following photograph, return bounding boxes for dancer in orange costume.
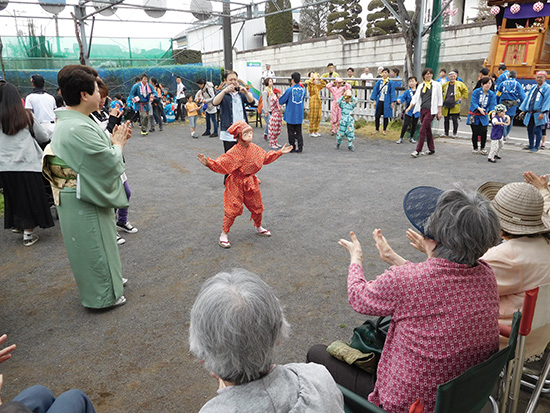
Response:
[197,120,293,248]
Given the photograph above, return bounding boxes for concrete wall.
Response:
[202,21,495,86]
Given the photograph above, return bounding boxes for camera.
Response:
[235,86,241,92]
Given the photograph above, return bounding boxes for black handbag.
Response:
[349,316,391,357]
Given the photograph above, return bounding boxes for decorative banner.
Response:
[93,0,118,16]
[38,0,65,14]
[510,3,521,14]
[143,0,166,18]
[491,5,500,15]
[190,0,212,21]
[534,1,544,12]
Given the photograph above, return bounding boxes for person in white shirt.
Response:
[24,74,57,137]
[261,64,275,80]
[175,76,187,122]
[360,67,373,80]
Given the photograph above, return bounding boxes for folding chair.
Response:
[501,284,550,413]
[339,311,521,413]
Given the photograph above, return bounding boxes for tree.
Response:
[265,0,293,46]
[365,0,399,37]
[475,0,495,22]
[299,0,329,40]
[326,0,362,40]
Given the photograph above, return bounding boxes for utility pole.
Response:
[414,0,424,80]
[222,0,232,70]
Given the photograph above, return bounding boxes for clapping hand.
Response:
[338,231,363,266]
[373,229,406,266]
[0,334,15,365]
[524,171,549,190]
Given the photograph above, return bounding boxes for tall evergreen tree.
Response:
[265,0,293,46]
[299,0,329,40]
[365,0,399,37]
[326,0,362,40]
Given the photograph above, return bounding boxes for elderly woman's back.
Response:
[190,269,344,413]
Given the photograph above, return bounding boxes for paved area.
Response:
[1,119,549,412]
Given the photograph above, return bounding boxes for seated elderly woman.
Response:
[189,269,344,413]
[308,186,501,412]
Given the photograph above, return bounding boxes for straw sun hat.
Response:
[478,181,550,235]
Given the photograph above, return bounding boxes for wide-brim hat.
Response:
[478,181,550,235]
[403,186,444,237]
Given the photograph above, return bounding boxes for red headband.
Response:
[227,120,252,139]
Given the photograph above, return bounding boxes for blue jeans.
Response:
[205,112,218,134]
[263,113,270,135]
[527,116,543,149]
[12,385,96,413]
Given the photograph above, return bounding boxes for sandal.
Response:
[219,233,231,248]
[255,226,271,237]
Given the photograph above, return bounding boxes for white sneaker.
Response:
[117,221,138,234]
[117,233,126,245]
[472,149,480,154]
[411,151,419,158]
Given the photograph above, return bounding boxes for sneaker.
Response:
[12,228,22,233]
[424,150,435,155]
[270,146,279,149]
[348,145,355,152]
[522,146,533,150]
[209,133,218,138]
[111,295,127,308]
[117,233,126,245]
[23,233,39,247]
[452,135,458,139]
[488,158,497,163]
[276,143,283,148]
[480,149,488,155]
[382,130,387,135]
[409,139,416,143]
[192,133,199,139]
[202,131,210,136]
[140,131,148,136]
[541,144,546,149]
[472,149,480,154]
[411,151,419,158]
[149,129,155,133]
[117,221,138,234]
[531,148,539,153]
[495,155,502,160]
[336,143,340,149]
[314,132,321,137]
[122,278,128,286]
[396,139,403,144]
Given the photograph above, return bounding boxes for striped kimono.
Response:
[268,93,283,147]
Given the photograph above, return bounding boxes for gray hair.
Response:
[425,187,500,266]
[509,70,517,78]
[189,269,290,385]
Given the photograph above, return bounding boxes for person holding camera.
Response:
[212,70,255,154]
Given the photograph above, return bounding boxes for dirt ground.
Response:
[1,118,549,412]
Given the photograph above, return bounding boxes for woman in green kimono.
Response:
[44,65,131,309]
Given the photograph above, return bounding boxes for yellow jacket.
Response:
[442,80,469,115]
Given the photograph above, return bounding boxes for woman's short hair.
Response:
[425,187,500,266]
[96,78,109,99]
[422,68,434,78]
[480,76,492,86]
[263,77,272,86]
[189,269,290,385]
[57,65,98,107]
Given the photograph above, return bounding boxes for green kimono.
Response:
[50,110,129,309]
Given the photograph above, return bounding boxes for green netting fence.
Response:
[6,64,222,99]
[0,36,175,70]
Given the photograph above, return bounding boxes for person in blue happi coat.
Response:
[518,70,550,152]
[371,68,396,135]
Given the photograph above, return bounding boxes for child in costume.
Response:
[326,78,351,135]
[336,90,358,151]
[268,88,283,149]
[306,73,326,137]
[488,104,510,163]
[164,98,176,123]
[197,120,293,248]
[396,76,419,144]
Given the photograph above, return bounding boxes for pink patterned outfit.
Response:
[326,82,352,133]
[268,93,282,147]
[348,259,499,413]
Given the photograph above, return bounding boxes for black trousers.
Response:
[444,113,459,136]
[307,344,376,401]
[176,98,187,121]
[399,114,419,140]
[470,123,488,150]
[375,103,389,131]
[287,123,303,152]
